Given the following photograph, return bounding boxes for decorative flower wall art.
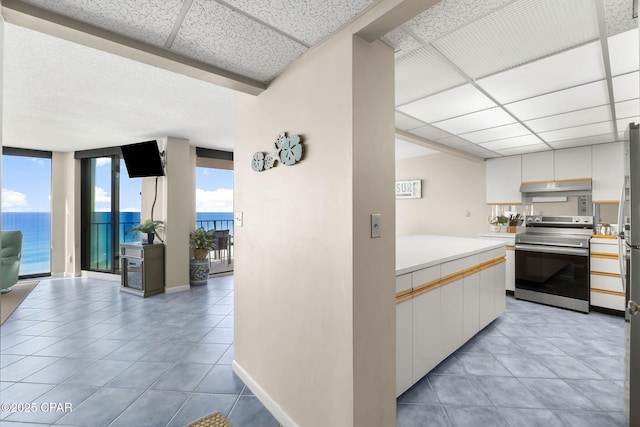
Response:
[251,132,303,172]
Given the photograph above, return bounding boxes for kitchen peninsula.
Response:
[396,235,507,396]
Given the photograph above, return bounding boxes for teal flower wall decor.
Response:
[251,132,303,172]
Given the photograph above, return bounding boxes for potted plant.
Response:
[488,215,508,232]
[189,227,216,286]
[127,219,164,244]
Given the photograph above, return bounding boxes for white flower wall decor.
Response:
[251,132,303,172]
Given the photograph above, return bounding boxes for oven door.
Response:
[515,244,590,302]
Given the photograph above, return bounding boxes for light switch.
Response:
[371,214,381,238]
[235,211,243,227]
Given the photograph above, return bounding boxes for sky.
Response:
[2,154,233,213]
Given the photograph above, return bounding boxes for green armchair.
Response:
[1,230,23,293]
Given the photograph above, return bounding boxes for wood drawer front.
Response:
[591,273,624,293]
[590,257,620,275]
[396,273,412,294]
[591,291,625,311]
[591,242,617,254]
[412,265,440,290]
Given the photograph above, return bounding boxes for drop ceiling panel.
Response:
[618,118,640,134]
[395,139,438,160]
[608,28,640,76]
[395,112,425,131]
[476,41,605,104]
[496,143,550,156]
[548,133,617,149]
[395,46,467,105]
[397,84,496,123]
[505,80,610,121]
[172,0,308,82]
[612,72,640,103]
[604,0,639,36]
[384,27,422,55]
[21,0,183,46]
[432,107,516,135]
[408,124,452,141]
[525,105,612,133]
[460,123,530,144]
[539,121,614,142]
[616,99,640,120]
[431,0,600,79]
[222,0,375,46]
[479,134,542,151]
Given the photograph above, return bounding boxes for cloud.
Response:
[1,188,30,212]
[31,158,45,166]
[121,207,141,212]
[96,158,110,167]
[196,188,233,212]
[95,186,111,203]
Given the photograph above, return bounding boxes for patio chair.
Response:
[1,230,23,293]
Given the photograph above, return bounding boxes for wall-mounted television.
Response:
[121,140,164,178]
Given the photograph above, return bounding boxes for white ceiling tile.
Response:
[172,0,307,82]
[505,80,610,121]
[460,123,531,144]
[608,28,640,76]
[395,46,467,105]
[396,112,425,131]
[397,84,496,123]
[222,0,374,46]
[435,135,481,148]
[539,121,614,142]
[432,0,600,78]
[604,0,639,36]
[432,107,516,134]
[617,118,640,134]
[612,72,640,103]
[408,124,452,141]
[479,134,543,151]
[525,105,612,133]
[476,41,605,104]
[548,133,618,149]
[20,0,183,46]
[395,139,438,160]
[384,27,423,55]
[616,99,640,119]
[495,144,550,156]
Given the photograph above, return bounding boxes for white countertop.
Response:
[477,232,517,242]
[396,235,506,276]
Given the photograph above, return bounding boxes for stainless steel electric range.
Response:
[515,215,593,313]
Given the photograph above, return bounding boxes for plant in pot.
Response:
[126,219,164,244]
[189,227,216,286]
[488,215,508,232]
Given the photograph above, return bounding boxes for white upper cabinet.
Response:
[554,146,592,180]
[592,142,624,202]
[521,151,554,182]
[486,156,522,204]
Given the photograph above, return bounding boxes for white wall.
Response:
[233,33,395,426]
[396,152,490,238]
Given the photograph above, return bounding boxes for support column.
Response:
[51,152,81,277]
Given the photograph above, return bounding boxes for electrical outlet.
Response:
[235,211,243,227]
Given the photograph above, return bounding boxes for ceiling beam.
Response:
[395,129,486,164]
[353,0,441,42]
[1,0,266,96]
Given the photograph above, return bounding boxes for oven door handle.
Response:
[515,243,589,257]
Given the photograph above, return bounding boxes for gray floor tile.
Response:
[396,403,450,427]
[554,410,627,427]
[152,363,212,392]
[474,376,544,408]
[227,396,279,427]
[66,338,128,359]
[445,405,508,427]
[33,337,96,357]
[166,393,238,427]
[5,384,98,424]
[577,355,625,380]
[509,337,566,356]
[0,383,56,418]
[456,352,512,376]
[196,364,245,394]
[0,334,34,351]
[22,358,95,384]
[174,326,214,342]
[538,355,604,380]
[428,374,492,406]
[519,378,595,410]
[201,327,234,344]
[57,387,143,427]
[217,345,235,365]
[2,336,66,356]
[108,389,189,427]
[397,376,439,404]
[430,354,465,375]
[493,354,557,378]
[140,340,196,362]
[0,356,61,382]
[565,379,625,412]
[66,359,135,387]
[182,343,229,364]
[0,354,25,369]
[107,361,172,389]
[498,407,566,427]
[102,339,159,361]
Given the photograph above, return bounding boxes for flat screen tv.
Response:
[121,140,164,178]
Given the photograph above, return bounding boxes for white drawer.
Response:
[591,291,625,311]
[590,256,620,275]
[462,254,480,270]
[591,242,618,255]
[591,272,624,293]
[479,247,505,262]
[412,265,440,289]
[441,259,462,277]
[396,273,412,294]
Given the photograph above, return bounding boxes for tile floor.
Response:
[0,276,628,427]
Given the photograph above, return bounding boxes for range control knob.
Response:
[583,217,590,223]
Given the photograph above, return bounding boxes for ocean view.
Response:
[2,212,233,276]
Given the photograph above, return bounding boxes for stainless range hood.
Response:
[520,179,592,196]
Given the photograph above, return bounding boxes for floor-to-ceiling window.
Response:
[79,149,140,274]
[1,148,52,277]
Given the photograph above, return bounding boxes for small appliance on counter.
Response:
[514,215,593,313]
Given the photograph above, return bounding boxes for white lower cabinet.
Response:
[506,247,515,292]
[590,238,625,312]
[462,271,480,342]
[411,287,441,383]
[440,278,463,357]
[396,299,413,397]
[494,260,507,318]
[479,264,495,329]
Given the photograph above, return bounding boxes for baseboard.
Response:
[164,284,190,294]
[506,290,514,296]
[232,360,297,427]
[590,305,626,317]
